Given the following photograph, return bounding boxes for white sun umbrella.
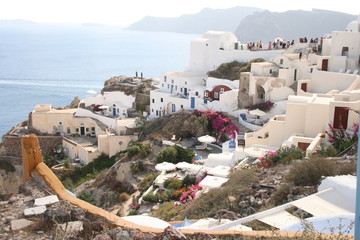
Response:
[249,108,266,117]
[98,105,109,110]
[197,135,216,144]
[175,161,192,170]
[155,162,176,172]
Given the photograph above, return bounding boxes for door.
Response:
[294,69,297,81]
[333,107,349,129]
[171,85,174,94]
[191,97,195,109]
[80,127,85,136]
[113,108,116,117]
[184,88,188,96]
[298,142,310,151]
[301,83,307,92]
[322,59,328,71]
[172,104,176,112]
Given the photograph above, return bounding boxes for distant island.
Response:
[127,7,357,43]
[127,6,262,33]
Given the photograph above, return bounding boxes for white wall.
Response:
[75,108,116,128]
[310,70,357,93]
[270,87,294,101]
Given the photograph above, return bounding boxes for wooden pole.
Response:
[21,134,43,182]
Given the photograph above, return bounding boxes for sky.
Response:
[0,0,358,27]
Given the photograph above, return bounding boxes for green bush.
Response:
[259,146,304,167]
[119,193,130,202]
[182,175,196,187]
[65,153,115,190]
[130,161,144,175]
[151,202,186,221]
[0,159,15,173]
[139,143,152,158]
[78,190,94,204]
[156,145,195,164]
[178,169,259,219]
[127,145,140,158]
[143,190,172,203]
[128,209,138,216]
[137,173,158,192]
[286,157,338,186]
[315,144,338,157]
[164,178,183,191]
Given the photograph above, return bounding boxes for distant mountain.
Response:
[127,6,262,34]
[235,9,357,43]
[0,19,37,25]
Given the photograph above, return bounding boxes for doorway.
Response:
[322,59,328,71]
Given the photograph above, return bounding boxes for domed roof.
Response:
[346,20,359,32]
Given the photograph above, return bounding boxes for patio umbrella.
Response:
[249,108,266,117]
[155,162,176,172]
[98,105,109,110]
[197,135,216,144]
[175,162,192,170]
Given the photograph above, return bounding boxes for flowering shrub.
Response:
[174,185,203,204]
[326,123,358,154]
[193,110,239,141]
[258,146,304,168]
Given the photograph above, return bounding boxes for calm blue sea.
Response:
[0,24,198,138]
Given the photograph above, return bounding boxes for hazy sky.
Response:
[0,0,358,26]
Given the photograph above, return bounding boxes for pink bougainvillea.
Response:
[176,185,203,204]
[193,110,239,142]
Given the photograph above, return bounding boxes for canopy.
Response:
[207,165,231,178]
[249,108,266,117]
[155,162,176,172]
[175,162,192,170]
[197,135,216,144]
[98,105,109,109]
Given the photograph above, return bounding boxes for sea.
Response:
[0,23,198,138]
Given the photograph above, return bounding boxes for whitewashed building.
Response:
[149,31,283,119]
[245,17,360,156]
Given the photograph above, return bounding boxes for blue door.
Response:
[172,104,176,112]
[204,99,208,104]
[191,97,195,109]
[113,108,116,116]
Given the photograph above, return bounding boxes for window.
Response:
[86,128,89,132]
[180,88,183,92]
[175,86,177,90]
[220,88,224,93]
[164,76,167,82]
[156,110,159,116]
[59,122,62,125]
[162,83,164,87]
[171,79,174,83]
[269,69,272,74]
[91,127,95,132]
[76,128,79,133]
[181,105,183,109]
[67,127,71,134]
[152,99,155,103]
[185,81,187,85]
[204,92,208,97]
[342,47,349,57]
[310,68,313,73]
[214,92,219,98]
[195,91,198,96]
[117,108,119,113]
[161,98,163,102]
[280,59,284,64]
[152,109,154,112]
[167,84,170,89]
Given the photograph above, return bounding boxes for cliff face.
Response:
[235,9,357,42]
[127,6,261,34]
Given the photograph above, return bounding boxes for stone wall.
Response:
[238,72,253,108]
[0,135,63,158]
